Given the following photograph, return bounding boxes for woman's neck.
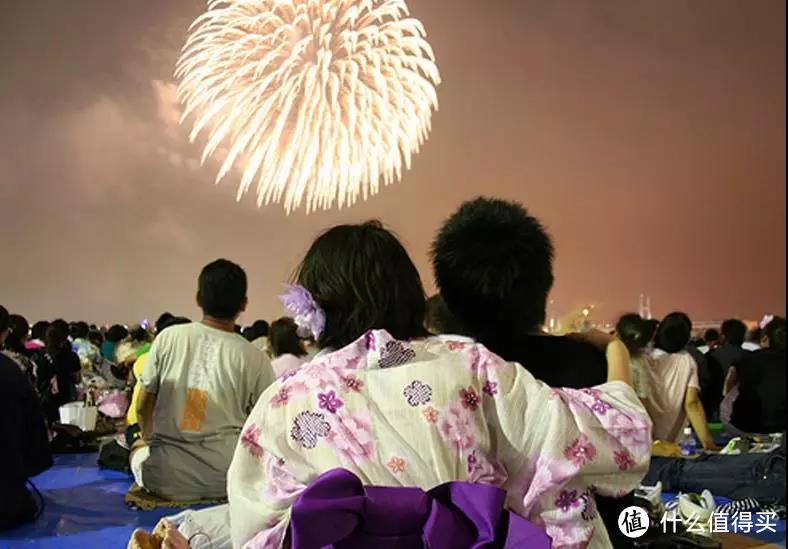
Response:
[201,315,236,333]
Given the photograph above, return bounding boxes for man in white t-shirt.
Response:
[131,259,274,500]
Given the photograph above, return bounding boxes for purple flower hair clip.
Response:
[279,284,326,340]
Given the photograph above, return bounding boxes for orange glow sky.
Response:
[0,0,784,325]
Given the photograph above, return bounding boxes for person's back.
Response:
[709,319,748,378]
[139,322,273,499]
[491,334,607,388]
[0,352,52,531]
[731,349,786,434]
[648,351,699,441]
[729,318,787,435]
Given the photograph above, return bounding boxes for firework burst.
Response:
[175,0,440,214]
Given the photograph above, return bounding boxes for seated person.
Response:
[724,316,786,435]
[430,197,642,547]
[32,320,82,422]
[131,259,275,500]
[708,318,748,379]
[126,317,191,426]
[268,317,309,378]
[0,306,52,531]
[647,313,717,450]
[615,313,653,407]
[223,221,650,548]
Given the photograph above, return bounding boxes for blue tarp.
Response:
[1,453,784,548]
[1,453,180,548]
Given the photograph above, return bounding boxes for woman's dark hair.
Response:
[5,314,30,354]
[45,319,71,355]
[642,319,659,343]
[295,220,427,350]
[764,317,787,353]
[106,324,129,343]
[269,317,307,358]
[0,306,9,334]
[616,313,649,355]
[656,312,692,354]
[31,320,50,341]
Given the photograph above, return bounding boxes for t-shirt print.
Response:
[180,336,219,433]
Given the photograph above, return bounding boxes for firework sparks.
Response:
[175,0,441,214]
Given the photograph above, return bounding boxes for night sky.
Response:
[0,0,784,326]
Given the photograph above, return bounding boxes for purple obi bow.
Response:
[289,469,551,549]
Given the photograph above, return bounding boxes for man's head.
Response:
[155,312,175,333]
[656,312,692,353]
[762,317,786,352]
[71,321,89,340]
[0,305,9,345]
[720,319,747,347]
[197,259,248,321]
[703,328,720,346]
[431,197,554,344]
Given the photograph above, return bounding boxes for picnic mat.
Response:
[0,453,212,548]
[124,483,226,512]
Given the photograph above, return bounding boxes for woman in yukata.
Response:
[132,221,651,549]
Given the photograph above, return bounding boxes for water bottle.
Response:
[678,427,698,456]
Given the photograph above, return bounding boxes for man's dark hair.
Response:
[253,320,269,337]
[431,197,554,344]
[656,312,692,354]
[703,328,720,344]
[71,321,89,340]
[155,312,175,333]
[45,319,71,355]
[269,317,307,358]
[88,330,103,347]
[158,316,191,333]
[746,327,762,343]
[0,305,9,333]
[198,259,248,320]
[721,319,747,346]
[424,294,463,335]
[764,317,787,353]
[616,313,649,355]
[296,220,427,350]
[106,324,129,343]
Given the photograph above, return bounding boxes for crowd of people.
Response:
[1,197,784,548]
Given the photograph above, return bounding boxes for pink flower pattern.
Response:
[482,380,498,396]
[460,386,481,410]
[614,449,636,471]
[555,490,581,513]
[423,406,439,423]
[341,375,364,393]
[387,456,406,474]
[563,435,597,467]
[233,329,652,549]
[317,390,344,413]
[270,386,291,408]
[324,410,376,467]
[438,403,477,454]
[241,423,263,458]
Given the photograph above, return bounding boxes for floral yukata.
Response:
[228,331,652,549]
